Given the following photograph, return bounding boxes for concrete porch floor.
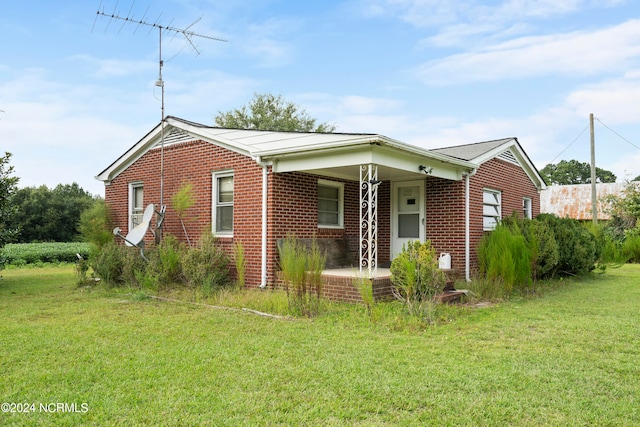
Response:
[321,268,391,278]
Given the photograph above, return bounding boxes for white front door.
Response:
[391,180,425,258]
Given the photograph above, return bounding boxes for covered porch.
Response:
[258,136,477,282]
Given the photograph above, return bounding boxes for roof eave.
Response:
[255,134,477,170]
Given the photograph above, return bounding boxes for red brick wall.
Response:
[105,140,266,286]
[424,158,540,273]
[104,140,540,289]
[425,176,466,270]
[104,141,393,289]
[266,172,391,282]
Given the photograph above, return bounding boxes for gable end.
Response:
[497,149,519,166]
[154,128,195,149]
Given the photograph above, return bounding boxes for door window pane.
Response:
[398,213,419,238]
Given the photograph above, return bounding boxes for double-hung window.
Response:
[483,189,501,231]
[523,197,532,219]
[318,180,344,228]
[213,171,234,235]
[129,182,144,230]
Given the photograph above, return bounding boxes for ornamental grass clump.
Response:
[279,235,326,317]
[477,222,531,296]
[233,240,246,290]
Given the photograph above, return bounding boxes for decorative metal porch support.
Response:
[359,164,379,279]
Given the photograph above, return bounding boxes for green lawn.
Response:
[1,265,639,426]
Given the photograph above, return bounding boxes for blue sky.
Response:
[2,0,640,195]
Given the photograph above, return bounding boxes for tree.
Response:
[171,182,196,246]
[214,92,336,132]
[540,160,616,185]
[0,152,20,251]
[9,183,96,242]
[602,180,640,240]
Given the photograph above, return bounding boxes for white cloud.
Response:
[358,0,585,29]
[496,0,583,19]
[565,76,640,124]
[413,19,640,85]
[240,18,300,68]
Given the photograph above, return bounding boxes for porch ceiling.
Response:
[268,144,474,181]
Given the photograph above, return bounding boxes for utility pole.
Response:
[590,113,597,225]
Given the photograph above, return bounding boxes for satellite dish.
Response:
[142,203,154,224]
[124,204,154,247]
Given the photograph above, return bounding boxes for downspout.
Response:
[255,156,269,288]
[464,168,478,282]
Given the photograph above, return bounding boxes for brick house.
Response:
[96,116,545,301]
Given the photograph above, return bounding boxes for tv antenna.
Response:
[93,2,227,234]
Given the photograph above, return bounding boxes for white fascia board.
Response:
[271,144,472,181]
[96,118,257,184]
[371,145,469,181]
[95,123,162,183]
[272,147,375,173]
[256,134,476,171]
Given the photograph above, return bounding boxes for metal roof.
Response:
[96,116,478,183]
[431,138,516,161]
[540,182,633,220]
[95,117,544,189]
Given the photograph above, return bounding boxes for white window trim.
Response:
[212,170,234,236]
[523,197,532,220]
[128,181,143,231]
[318,179,344,229]
[483,188,502,231]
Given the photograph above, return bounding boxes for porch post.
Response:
[359,164,378,279]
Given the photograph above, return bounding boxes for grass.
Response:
[1,265,640,426]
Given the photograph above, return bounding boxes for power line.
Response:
[595,117,640,151]
[549,123,589,164]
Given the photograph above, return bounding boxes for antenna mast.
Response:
[94,4,227,236]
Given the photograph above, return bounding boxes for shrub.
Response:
[148,235,185,286]
[477,224,531,294]
[390,240,446,321]
[90,233,231,290]
[121,246,149,287]
[91,241,126,287]
[622,234,640,263]
[537,214,597,276]
[183,233,230,294]
[585,222,625,265]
